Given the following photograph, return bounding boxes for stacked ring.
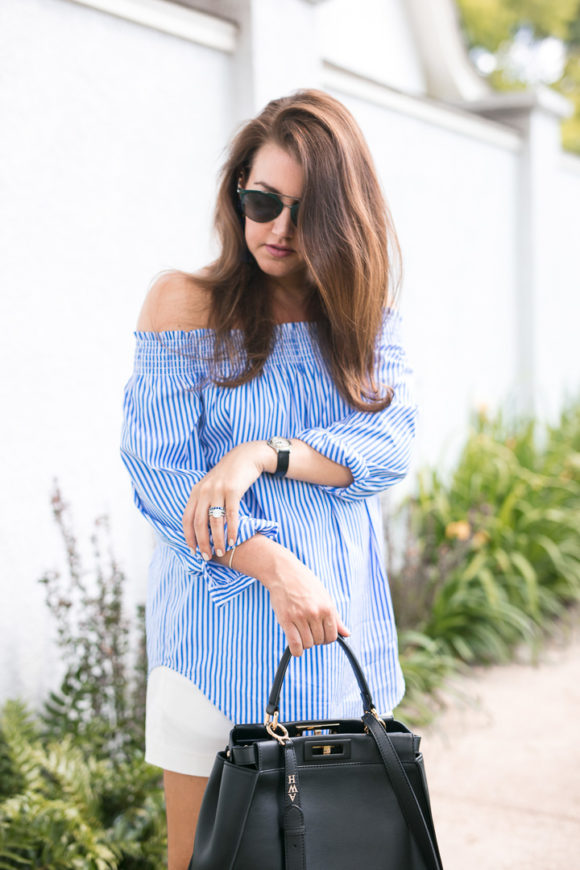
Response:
[208,506,226,519]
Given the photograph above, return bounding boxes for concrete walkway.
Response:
[419,623,580,870]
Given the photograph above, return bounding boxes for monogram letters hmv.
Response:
[287,774,298,802]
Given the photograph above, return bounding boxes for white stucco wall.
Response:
[541,158,580,416]
[316,0,426,95]
[0,0,235,704]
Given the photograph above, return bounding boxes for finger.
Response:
[322,617,338,645]
[182,500,197,551]
[225,499,240,548]
[209,509,226,556]
[286,623,303,658]
[193,501,212,560]
[337,618,351,637]
[308,619,326,646]
[299,622,316,651]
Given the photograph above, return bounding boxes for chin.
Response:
[255,256,298,278]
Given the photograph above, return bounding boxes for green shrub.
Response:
[0,699,166,869]
[0,482,167,868]
[391,398,580,723]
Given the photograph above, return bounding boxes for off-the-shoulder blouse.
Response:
[119,311,418,724]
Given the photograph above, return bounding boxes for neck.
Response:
[271,291,310,323]
[270,273,310,303]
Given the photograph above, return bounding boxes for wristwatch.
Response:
[266,436,291,477]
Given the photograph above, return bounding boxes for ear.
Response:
[234,174,245,220]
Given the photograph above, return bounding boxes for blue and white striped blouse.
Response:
[119,308,418,724]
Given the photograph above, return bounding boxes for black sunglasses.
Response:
[237,188,300,227]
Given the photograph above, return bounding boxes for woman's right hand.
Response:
[263,552,350,657]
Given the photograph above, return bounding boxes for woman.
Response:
[120,88,418,870]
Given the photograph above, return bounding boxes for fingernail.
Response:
[216,548,223,557]
[228,538,234,547]
[202,552,210,561]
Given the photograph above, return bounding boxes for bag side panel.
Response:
[191,755,259,870]
[235,768,285,869]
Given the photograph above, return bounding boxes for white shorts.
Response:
[145,665,395,778]
[145,666,235,777]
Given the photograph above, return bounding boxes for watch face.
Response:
[269,437,291,451]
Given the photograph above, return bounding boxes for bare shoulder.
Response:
[136,268,212,331]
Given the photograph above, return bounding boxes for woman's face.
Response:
[242,141,307,295]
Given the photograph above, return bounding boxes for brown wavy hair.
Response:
[188,88,403,412]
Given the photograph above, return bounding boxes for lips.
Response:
[265,244,294,258]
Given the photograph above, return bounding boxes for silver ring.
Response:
[208,506,226,519]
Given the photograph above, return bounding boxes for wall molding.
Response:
[322,61,522,152]
[66,0,237,52]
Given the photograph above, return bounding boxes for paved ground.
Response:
[419,622,580,870]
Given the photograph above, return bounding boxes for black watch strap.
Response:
[275,449,290,476]
[267,437,291,477]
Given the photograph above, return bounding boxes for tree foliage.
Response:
[456,0,579,48]
[455,0,580,153]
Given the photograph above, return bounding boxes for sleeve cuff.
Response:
[293,427,370,500]
[190,514,279,608]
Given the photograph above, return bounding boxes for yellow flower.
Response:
[472,530,491,548]
[445,520,471,541]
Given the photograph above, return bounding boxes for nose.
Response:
[271,204,295,240]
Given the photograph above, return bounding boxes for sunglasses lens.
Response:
[242,191,281,223]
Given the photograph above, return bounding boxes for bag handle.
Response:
[269,638,444,869]
[266,635,374,717]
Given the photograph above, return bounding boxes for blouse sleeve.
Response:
[293,310,418,501]
[119,331,278,608]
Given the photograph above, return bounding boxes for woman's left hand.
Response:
[182,441,271,560]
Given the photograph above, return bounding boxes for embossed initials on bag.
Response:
[287,774,298,802]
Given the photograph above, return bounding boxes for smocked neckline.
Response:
[131,319,329,374]
[133,320,318,338]
[133,309,400,340]
[131,309,401,376]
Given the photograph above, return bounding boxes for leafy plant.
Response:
[0,481,166,867]
[0,700,166,869]
[389,397,580,723]
[37,482,148,763]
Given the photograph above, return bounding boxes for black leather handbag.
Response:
[190,637,443,869]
